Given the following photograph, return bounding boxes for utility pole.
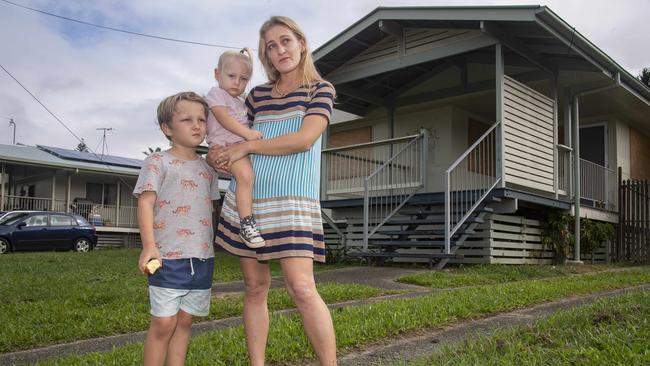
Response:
[1,117,15,144]
[9,119,15,144]
[96,127,113,156]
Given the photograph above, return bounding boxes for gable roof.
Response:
[314,6,650,116]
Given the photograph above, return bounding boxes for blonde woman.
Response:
[208,15,337,366]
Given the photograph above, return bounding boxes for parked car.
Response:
[0,211,98,254]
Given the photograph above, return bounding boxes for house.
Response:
[0,144,229,248]
[313,6,650,266]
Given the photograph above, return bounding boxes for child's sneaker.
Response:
[240,215,265,248]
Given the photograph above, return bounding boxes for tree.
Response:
[638,67,650,88]
[143,146,162,156]
[75,139,89,152]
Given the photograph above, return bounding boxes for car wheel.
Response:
[0,238,9,254]
[74,238,91,253]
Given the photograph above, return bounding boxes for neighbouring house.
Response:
[314,6,650,266]
[0,144,229,248]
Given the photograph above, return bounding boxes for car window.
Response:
[1,212,31,225]
[51,214,77,226]
[24,214,49,227]
[72,215,91,226]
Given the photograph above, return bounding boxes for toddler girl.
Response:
[206,48,264,248]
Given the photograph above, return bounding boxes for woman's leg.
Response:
[281,257,337,365]
[166,310,193,366]
[143,315,178,366]
[240,257,271,366]
[231,157,254,219]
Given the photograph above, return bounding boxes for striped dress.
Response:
[215,81,335,263]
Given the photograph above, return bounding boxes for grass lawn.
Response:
[0,249,386,352]
[402,289,650,365]
[35,266,650,365]
[397,263,624,288]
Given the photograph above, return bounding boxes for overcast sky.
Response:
[1,0,648,159]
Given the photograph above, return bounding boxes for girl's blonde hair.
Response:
[258,16,323,86]
[217,47,253,76]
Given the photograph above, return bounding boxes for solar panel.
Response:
[37,145,143,169]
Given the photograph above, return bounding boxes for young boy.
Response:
[134,91,220,366]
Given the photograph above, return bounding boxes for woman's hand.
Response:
[207,145,229,171]
[208,143,250,171]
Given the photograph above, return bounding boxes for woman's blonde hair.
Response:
[258,16,323,86]
[217,47,253,76]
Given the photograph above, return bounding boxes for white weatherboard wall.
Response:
[503,75,555,192]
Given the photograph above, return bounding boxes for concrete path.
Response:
[213,266,427,295]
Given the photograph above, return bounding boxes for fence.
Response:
[617,171,650,262]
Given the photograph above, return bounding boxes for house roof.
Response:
[314,6,650,117]
[0,143,142,176]
[0,143,233,191]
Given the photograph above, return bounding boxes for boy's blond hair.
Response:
[156,91,209,140]
[258,16,323,86]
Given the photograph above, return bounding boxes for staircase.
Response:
[322,121,502,269]
[323,193,501,268]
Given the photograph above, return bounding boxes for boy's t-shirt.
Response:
[133,151,220,259]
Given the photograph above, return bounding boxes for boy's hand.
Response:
[244,130,263,141]
[138,247,161,274]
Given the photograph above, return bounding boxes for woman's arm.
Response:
[211,106,262,141]
[208,114,327,170]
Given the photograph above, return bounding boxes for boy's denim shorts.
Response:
[147,257,214,317]
[148,286,211,317]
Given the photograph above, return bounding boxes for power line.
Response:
[0,0,245,50]
[0,63,83,142]
[0,62,135,190]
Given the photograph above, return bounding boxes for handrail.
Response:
[322,134,420,153]
[445,121,500,175]
[444,120,501,254]
[366,137,421,180]
[362,129,429,249]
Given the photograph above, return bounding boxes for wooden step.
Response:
[367,240,445,247]
[347,252,462,259]
[375,230,445,236]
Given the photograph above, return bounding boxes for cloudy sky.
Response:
[1,0,648,159]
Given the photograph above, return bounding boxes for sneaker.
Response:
[240,215,265,249]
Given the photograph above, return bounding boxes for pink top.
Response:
[205,86,248,146]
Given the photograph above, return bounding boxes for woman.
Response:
[208,16,337,366]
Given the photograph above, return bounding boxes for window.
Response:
[24,214,48,227]
[86,183,117,205]
[51,214,76,226]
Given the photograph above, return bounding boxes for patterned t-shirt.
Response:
[133,151,221,259]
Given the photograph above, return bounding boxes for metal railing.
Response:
[321,133,425,200]
[1,195,67,212]
[580,158,617,211]
[362,130,429,249]
[445,121,501,254]
[557,144,572,195]
[0,196,139,227]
